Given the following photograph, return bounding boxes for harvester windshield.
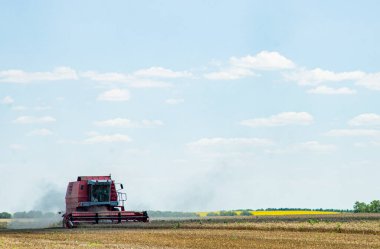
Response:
[88,180,111,202]
[90,185,110,202]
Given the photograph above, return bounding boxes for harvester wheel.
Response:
[63,215,74,229]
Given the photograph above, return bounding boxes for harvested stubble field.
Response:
[1,214,380,248]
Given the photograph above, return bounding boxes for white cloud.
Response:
[34,106,52,111]
[27,128,53,136]
[285,68,380,91]
[81,71,129,82]
[284,68,365,86]
[95,119,134,127]
[354,141,380,148]
[0,67,78,83]
[13,116,56,124]
[204,67,255,80]
[267,141,337,154]
[296,141,337,153]
[230,51,295,70]
[356,73,380,90]
[307,86,356,95]
[2,63,379,93]
[9,144,25,151]
[189,137,273,147]
[325,129,380,137]
[11,105,51,112]
[205,51,294,80]
[124,148,151,156]
[134,67,192,78]
[83,134,132,144]
[0,67,174,87]
[240,112,314,127]
[348,113,380,126]
[95,118,163,128]
[128,79,171,88]
[97,89,130,101]
[165,98,184,105]
[188,137,273,151]
[1,96,14,104]
[85,131,100,137]
[187,137,273,160]
[56,139,79,145]
[81,71,171,88]
[12,106,27,111]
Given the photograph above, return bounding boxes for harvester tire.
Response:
[63,216,74,229]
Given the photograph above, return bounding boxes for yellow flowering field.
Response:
[197,210,338,217]
[252,210,338,216]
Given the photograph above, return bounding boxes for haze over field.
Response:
[1,1,380,213]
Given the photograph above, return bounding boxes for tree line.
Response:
[207,210,252,216]
[0,211,59,219]
[354,200,380,213]
[13,211,58,218]
[147,211,199,218]
[2,201,379,218]
[256,208,353,212]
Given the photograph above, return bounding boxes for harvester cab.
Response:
[62,175,148,228]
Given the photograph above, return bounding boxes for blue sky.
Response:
[1,0,380,212]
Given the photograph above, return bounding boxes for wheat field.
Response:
[1,228,380,249]
[1,214,380,248]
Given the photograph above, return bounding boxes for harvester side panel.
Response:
[65,180,90,214]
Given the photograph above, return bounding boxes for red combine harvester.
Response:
[62,175,148,228]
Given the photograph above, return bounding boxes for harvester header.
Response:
[63,175,148,228]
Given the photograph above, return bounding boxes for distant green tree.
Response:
[206,212,219,217]
[259,208,352,212]
[13,212,26,218]
[353,201,368,213]
[147,211,199,218]
[43,212,57,218]
[0,212,11,219]
[219,210,237,216]
[353,200,380,213]
[239,210,252,216]
[13,210,44,218]
[369,200,380,213]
